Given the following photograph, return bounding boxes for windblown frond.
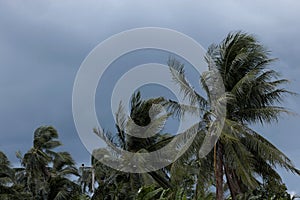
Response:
[168,58,208,109]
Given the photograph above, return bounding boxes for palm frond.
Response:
[168,58,208,109]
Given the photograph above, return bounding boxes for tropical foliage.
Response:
[165,32,300,199]
[1,126,86,200]
[0,32,299,200]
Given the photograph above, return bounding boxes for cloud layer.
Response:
[0,0,299,193]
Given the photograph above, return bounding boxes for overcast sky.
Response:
[0,0,299,194]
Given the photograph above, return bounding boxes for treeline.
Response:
[1,32,299,200]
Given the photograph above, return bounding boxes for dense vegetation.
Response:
[1,32,299,200]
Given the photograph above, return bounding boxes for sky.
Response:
[0,0,299,194]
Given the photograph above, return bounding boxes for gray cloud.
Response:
[0,0,299,193]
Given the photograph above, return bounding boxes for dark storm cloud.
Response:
[0,0,299,193]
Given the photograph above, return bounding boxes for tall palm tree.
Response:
[166,32,300,199]
[207,32,300,199]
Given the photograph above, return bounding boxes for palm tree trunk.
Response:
[224,164,240,200]
[148,171,171,189]
[195,178,204,198]
[215,141,223,200]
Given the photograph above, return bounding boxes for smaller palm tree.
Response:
[0,151,32,200]
[17,126,83,200]
[47,151,81,199]
[0,151,16,199]
[89,92,175,199]
[20,126,61,199]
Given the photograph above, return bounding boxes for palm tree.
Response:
[19,126,83,200]
[20,126,61,199]
[47,151,82,200]
[0,151,32,199]
[0,151,16,199]
[0,151,13,183]
[90,92,174,199]
[207,32,300,199]
[166,32,300,199]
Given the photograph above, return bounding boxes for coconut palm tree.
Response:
[166,32,300,199]
[19,126,83,200]
[19,126,61,199]
[0,151,16,199]
[90,92,174,199]
[47,151,82,200]
[0,151,13,185]
[0,151,32,199]
[206,32,300,199]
